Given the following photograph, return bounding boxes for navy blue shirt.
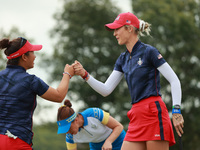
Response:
[0,65,49,145]
[114,41,166,104]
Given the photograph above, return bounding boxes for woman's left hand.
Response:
[172,113,184,137]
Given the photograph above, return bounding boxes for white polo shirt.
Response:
[66,108,111,149]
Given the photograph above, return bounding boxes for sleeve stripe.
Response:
[102,111,110,125]
[66,143,77,149]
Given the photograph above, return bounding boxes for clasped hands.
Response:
[63,60,86,78]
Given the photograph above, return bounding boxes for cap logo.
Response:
[126,20,131,24]
[115,16,120,20]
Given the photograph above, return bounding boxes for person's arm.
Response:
[102,116,124,150]
[157,62,184,136]
[41,64,74,102]
[73,60,123,97]
[86,70,123,97]
[157,62,181,106]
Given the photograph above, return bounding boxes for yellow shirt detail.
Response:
[101,111,110,125]
[66,142,77,150]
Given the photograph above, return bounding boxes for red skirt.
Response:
[0,134,32,150]
[124,96,175,146]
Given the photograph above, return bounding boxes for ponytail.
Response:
[139,20,151,36]
[0,38,11,54]
[57,99,75,121]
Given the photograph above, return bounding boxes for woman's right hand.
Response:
[64,64,75,77]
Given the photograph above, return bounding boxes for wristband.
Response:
[63,72,72,79]
[81,71,88,80]
[172,105,181,114]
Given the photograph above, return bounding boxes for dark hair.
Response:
[57,99,75,121]
[0,37,28,65]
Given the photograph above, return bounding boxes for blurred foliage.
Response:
[32,123,90,150]
[32,123,66,150]
[131,0,200,149]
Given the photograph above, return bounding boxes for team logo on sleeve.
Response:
[157,54,163,59]
[137,58,143,65]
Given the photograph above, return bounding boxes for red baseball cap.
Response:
[105,12,140,30]
[7,38,42,59]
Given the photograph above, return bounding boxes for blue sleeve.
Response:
[66,133,74,143]
[147,47,166,68]
[81,108,104,122]
[30,75,49,96]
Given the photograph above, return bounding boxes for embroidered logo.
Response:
[91,123,97,129]
[93,108,98,119]
[137,58,143,65]
[157,54,163,59]
[155,134,160,137]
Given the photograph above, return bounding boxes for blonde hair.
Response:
[125,20,151,37]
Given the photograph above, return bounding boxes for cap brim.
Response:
[30,45,43,51]
[104,23,123,31]
[25,40,43,52]
[57,122,71,134]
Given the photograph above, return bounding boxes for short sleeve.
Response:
[66,133,74,143]
[101,111,110,125]
[66,142,77,150]
[114,54,124,72]
[30,75,49,96]
[81,108,110,123]
[147,47,166,68]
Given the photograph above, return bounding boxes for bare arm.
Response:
[102,116,124,150]
[41,64,74,103]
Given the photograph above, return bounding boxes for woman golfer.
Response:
[0,37,74,149]
[73,12,184,150]
[57,99,126,150]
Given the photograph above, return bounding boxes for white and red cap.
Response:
[105,12,140,30]
[7,38,42,59]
